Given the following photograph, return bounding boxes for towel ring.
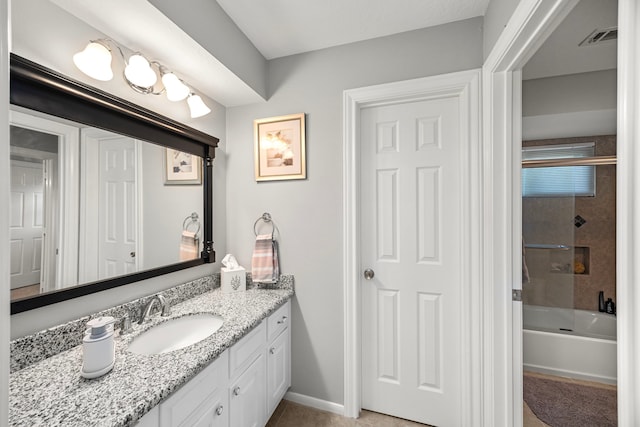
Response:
[183,212,201,236]
[254,212,280,237]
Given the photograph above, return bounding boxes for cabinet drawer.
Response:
[229,321,266,379]
[267,301,290,342]
[160,350,228,427]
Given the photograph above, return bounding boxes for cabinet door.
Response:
[229,354,266,427]
[160,351,228,427]
[185,391,228,427]
[267,328,290,416]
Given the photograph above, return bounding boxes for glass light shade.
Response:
[124,54,157,89]
[73,42,113,81]
[162,72,190,101]
[187,94,211,118]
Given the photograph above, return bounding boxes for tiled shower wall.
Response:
[522,135,616,312]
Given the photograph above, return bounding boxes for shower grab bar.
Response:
[522,155,616,168]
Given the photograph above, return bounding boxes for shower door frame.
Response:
[485,0,640,426]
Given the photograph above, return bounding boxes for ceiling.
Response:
[39,0,617,107]
[216,0,490,60]
[523,0,617,80]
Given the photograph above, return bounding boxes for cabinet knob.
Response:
[216,405,224,416]
[233,386,241,396]
[269,347,276,355]
[277,315,288,324]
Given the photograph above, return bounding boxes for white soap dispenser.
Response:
[81,316,116,379]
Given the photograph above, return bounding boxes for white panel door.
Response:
[361,96,462,426]
[98,135,137,279]
[10,160,44,289]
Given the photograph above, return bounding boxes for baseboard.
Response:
[284,391,345,416]
[524,364,617,385]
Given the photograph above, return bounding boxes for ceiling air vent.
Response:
[579,26,618,46]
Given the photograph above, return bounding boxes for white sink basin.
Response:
[127,313,224,355]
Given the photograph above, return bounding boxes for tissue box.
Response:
[221,267,246,293]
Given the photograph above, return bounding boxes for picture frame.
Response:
[254,113,306,181]
[164,148,202,185]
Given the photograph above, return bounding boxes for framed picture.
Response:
[254,113,306,181]
[164,148,202,185]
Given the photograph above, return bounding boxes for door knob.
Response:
[364,269,375,280]
[130,252,136,258]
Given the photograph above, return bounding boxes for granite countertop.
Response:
[9,285,294,427]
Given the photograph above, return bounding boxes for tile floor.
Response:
[10,284,39,300]
[271,371,615,427]
[267,400,545,427]
[266,400,431,427]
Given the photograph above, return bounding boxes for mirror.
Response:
[10,54,218,314]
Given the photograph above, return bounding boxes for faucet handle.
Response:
[161,303,171,317]
[158,295,171,317]
[120,312,133,335]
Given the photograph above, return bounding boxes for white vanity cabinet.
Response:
[266,301,291,416]
[229,353,266,426]
[135,300,291,427]
[228,321,267,427]
[158,351,229,427]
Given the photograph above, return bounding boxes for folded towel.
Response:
[180,230,199,261]
[251,234,280,283]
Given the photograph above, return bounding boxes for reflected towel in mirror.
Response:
[180,230,199,261]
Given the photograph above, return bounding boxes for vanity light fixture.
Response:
[187,93,211,118]
[73,39,211,118]
[161,69,190,102]
[72,41,113,81]
[123,53,157,93]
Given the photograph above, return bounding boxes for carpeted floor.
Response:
[523,374,617,427]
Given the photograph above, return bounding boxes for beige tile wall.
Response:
[522,135,616,312]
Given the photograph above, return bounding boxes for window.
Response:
[522,143,596,197]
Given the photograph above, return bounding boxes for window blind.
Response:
[522,143,596,197]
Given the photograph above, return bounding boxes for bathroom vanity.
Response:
[9,276,293,426]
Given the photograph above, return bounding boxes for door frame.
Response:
[343,69,481,422]
[484,0,639,425]
[9,109,80,290]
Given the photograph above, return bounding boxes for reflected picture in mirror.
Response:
[9,107,204,302]
[164,148,202,185]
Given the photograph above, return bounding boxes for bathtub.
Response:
[523,305,617,384]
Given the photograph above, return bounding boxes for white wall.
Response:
[225,18,483,406]
[483,0,522,58]
[1,0,9,422]
[9,0,228,337]
[522,69,617,139]
[142,143,204,268]
[523,69,617,116]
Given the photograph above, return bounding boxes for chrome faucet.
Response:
[138,295,171,324]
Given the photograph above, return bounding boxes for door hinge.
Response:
[512,289,522,302]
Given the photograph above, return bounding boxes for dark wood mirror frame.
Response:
[10,54,219,314]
